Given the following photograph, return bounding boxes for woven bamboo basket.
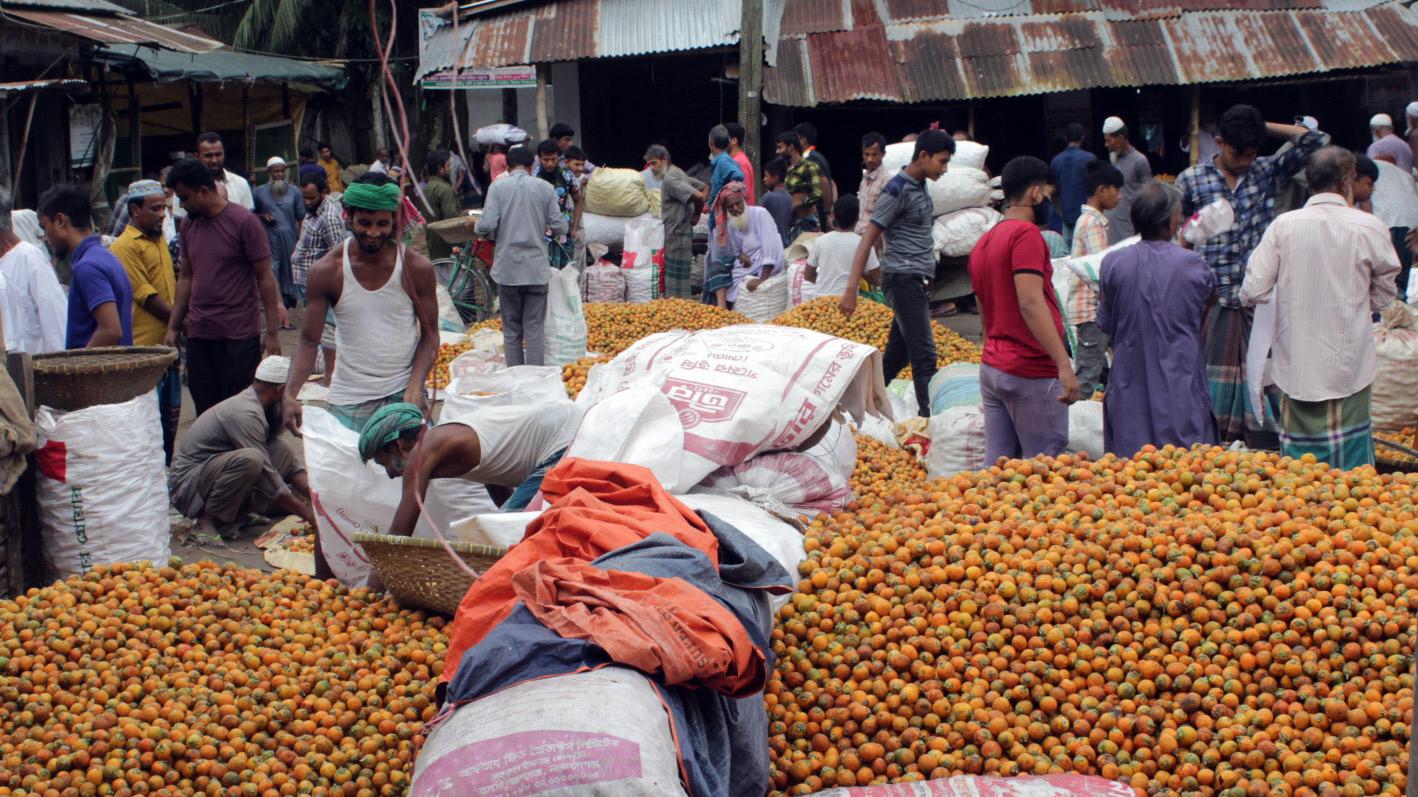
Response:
[427,214,482,246]
[352,533,506,615]
[32,346,178,411]
[1375,435,1418,473]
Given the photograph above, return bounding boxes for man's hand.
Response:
[1057,367,1083,404]
[260,213,275,224]
[738,253,751,266]
[282,393,303,437]
[163,328,179,348]
[262,330,282,357]
[838,291,858,318]
[277,305,290,329]
[403,385,428,414]
[746,277,763,293]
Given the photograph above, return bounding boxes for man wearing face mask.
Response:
[969,156,1081,461]
[1176,104,1323,448]
[253,156,304,314]
[284,173,440,435]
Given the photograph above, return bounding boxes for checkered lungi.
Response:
[1203,304,1280,450]
[1280,386,1375,469]
[663,229,694,299]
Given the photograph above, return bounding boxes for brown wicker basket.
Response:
[353,532,506,615]
[427,214,482,246]
[32,346,178,411]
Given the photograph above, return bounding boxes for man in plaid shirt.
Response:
[1068,160,1124,394]
[777,131,823,242]
[1175,104,1324,448]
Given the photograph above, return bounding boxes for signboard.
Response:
[69,103,103,168]
[421,66,536,90]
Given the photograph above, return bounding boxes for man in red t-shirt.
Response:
[968,156,1082,462]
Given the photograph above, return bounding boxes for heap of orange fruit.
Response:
[771,297,982,373]
[468,300,749,359]
[768,445,1417,797]
[0,560,446,797]
[426,341,472,390]
[561,355,613,399]
[851,434,927,496]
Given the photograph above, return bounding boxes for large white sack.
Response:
[884,140,990,173]
[933,206,1002,257]
[925,405,987,478]
[931,167,993,216]
[411,667,687,797]
[802,772,1134,797]
[583,211,651,247]
[570,326,888,493]
[36,392,169,578]
[703,419,855,516]
[302,407,397,588]
[585,168,650,217]
[928,363,982,415]
[1068,400,1104,459]
[474,123,527,147]
[734,272,790,322]
[623,217,665,303]
[787,259,811,306]
[545,265,588,364]
[1372,302,1418,431]
[583,260,626,303]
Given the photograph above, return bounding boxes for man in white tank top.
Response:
[284,173,440,434]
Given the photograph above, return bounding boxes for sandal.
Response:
[931,302,959,318]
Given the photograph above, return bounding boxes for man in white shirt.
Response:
[1241,146,1400,469]
[0,189,67,354]
[807,195,878,299]
[1367,154,1418,298]
[196,131,254,211]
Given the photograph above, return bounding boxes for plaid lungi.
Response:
[664,229,694,299]
[1203,304,1280,450]
[1280,387,1374,469]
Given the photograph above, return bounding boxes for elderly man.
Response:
[712,182,784,309]
[644,144,707,299]
[285,173,439,435]
[253,156,304,313]
[1102,116,1152,243]
[1176,104,1324,449]
[109,179,180,462]
[1241,147,1400,468]
[1367,114,1414,175]
[359,400,580,533]
[196,131,253,210]
[0,188,66,354]
[170,356,313,545]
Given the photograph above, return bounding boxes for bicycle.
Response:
[428,221,498,324]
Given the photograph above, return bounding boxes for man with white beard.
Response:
[253,156,304,314]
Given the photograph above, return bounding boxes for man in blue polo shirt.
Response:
[838,129,954,416]
[37,184,133,349]
[1050,123,1096,244]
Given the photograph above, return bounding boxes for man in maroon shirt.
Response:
[968,156,1082,462]
[164,158,287,416]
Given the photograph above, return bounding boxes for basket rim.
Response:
[32,346,177,370]
[353,532,507,558]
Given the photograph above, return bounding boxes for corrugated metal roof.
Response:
[780,0,846,36]
[0,78,89,94]
[767,2,1418,106]
[5,8,223,53]
[95,44,346,88]
[417,0,783,80]
[0,0,129,13]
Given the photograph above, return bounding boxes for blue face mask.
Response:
[1034,197,1054,227]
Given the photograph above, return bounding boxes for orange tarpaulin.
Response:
[442,458,721,677]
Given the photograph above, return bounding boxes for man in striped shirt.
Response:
[1240,147,1400,468]
[1068,161,1124,394]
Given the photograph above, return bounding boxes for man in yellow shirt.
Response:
[109,179,181,463]
[318,142,346,194]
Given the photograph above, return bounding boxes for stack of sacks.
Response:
[882,140,1000,257]
[583,168,655,247]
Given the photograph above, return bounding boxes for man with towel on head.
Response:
[170,355,314,546]
[358,400,581,535]
[284,173,440,434]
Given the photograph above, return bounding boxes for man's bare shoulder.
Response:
[307,245,345,287]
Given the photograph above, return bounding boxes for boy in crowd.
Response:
[761,158,793,245]
[807,194,879,300]
[1069,160,1125,394]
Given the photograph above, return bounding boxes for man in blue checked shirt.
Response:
[1176,104,1324,450]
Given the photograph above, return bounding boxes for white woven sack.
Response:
[734,272,789,322]
[1373,302,1418,431]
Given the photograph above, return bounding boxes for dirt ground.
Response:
[167,304,984,572]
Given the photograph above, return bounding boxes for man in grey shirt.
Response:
[475,146,565,366]
[839,129,954,416]
[1102,116,1153,243]
[644,144,707,299]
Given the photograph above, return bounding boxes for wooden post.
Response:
[1189,85,1201,167]
[10,93,39,197]
[242,86,252,175]
[128,80,141,176]
[189,83,202,140]
[535,64,550,141]
[739,0,764,200]
[967,105,976,140]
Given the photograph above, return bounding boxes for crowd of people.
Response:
[0,101,1412,559]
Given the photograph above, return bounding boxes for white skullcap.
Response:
[1406,102,1418,119]
[266,155,288,168]
[1102,116,1125,135]
[255,356,290,384]
[1371,113,1393,129]
[1297,116,1319,132]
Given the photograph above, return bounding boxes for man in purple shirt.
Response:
[36,185,132,349]
[1367,113,1414,174]
[165,158,286,416]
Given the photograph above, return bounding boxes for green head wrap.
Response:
[358,402,426,462]
[342,181,403,213]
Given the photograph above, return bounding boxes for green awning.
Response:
[96,45,346,90]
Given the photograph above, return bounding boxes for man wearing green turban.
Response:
[358,397,580,534]
[283,172,441,435]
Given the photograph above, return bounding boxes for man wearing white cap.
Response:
[1367,113,1413,174]
[1404,102,1418,164]
[1102,116,1152,244]
[253,155,304,314]
[169,355,313,545]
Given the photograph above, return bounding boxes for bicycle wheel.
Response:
[433,256,496,324]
